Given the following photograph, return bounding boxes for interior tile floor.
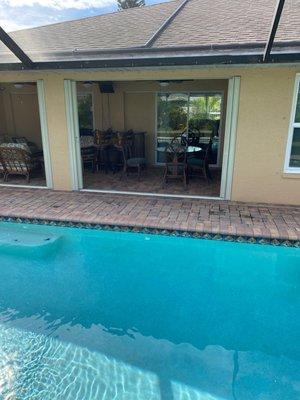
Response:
[83,167,221,197]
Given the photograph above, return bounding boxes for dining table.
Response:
[157,145,202,158]
[157,145,202,152]
[158,145,203,184]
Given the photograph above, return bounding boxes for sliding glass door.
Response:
[77,92,94,133]
[188,93,222,165]
[156,93,188,163]
[156,92,223,165]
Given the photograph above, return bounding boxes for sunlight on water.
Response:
[0,325,161,400]
[171,381,227,400]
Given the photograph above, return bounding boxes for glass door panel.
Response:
[156,93,188,163]
[188,93,222,165]
[156,92,222,165]
[77,92,94,134]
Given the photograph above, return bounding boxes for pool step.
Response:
[0,226,61,256]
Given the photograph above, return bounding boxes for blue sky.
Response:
[0,0,170,32]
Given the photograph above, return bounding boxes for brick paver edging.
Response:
[0,187,299,247]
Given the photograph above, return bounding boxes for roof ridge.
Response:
[145,0,189,47]
[9,0,179,34]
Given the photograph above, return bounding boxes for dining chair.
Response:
[92,130,114,173]
[115,133,146,180]
[162,137,187,188]
[187,139,212,182]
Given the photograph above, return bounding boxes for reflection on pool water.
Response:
[0,222,299,400]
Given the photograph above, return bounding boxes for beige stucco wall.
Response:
[42,75,73,190]
[124,91,156,164]
[0,65,299,204]
[232,68,300,205]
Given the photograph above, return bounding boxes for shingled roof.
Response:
[0,0,299,69]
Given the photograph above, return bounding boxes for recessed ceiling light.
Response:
[83,81,92,88]
[158,81,170,87]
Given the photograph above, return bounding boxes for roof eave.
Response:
[0,51,299,71]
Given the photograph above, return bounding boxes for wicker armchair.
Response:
[0,143,36,183]
[80,135,95,170]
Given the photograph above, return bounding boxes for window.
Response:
[285,75,300,172]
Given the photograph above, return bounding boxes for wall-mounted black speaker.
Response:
[99,82,114,93]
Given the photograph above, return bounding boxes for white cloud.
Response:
[0,0,118,32]
[2,0,115,10]
[0,18,30,31]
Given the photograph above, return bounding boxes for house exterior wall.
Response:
[43,75,73,190]
[233,68,300,205]
[0,65,299,204]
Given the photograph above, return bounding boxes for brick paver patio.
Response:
[0,187,299,241]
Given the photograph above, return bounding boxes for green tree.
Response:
[117,0,145,10]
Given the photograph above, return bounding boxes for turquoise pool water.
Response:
[0,221,299,400]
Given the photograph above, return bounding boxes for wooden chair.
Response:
[187,139,212,182]
[115,133,146,180]
[163,137,187,188]
[92,130,113,173]
[0,144,35,183]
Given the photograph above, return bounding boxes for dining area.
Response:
[75,80,225,197]
[159,137,213,189]
[80,129,220,197]
[81,129,147,178]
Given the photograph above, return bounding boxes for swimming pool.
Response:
[0,221,299,400]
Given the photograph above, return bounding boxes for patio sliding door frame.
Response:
[220,76,240,200]
[0,79,53,189]
[66,76,240,200]
[37,80,53,189]
[65,80,83,190]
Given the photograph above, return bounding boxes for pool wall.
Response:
[0,215,299,248]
